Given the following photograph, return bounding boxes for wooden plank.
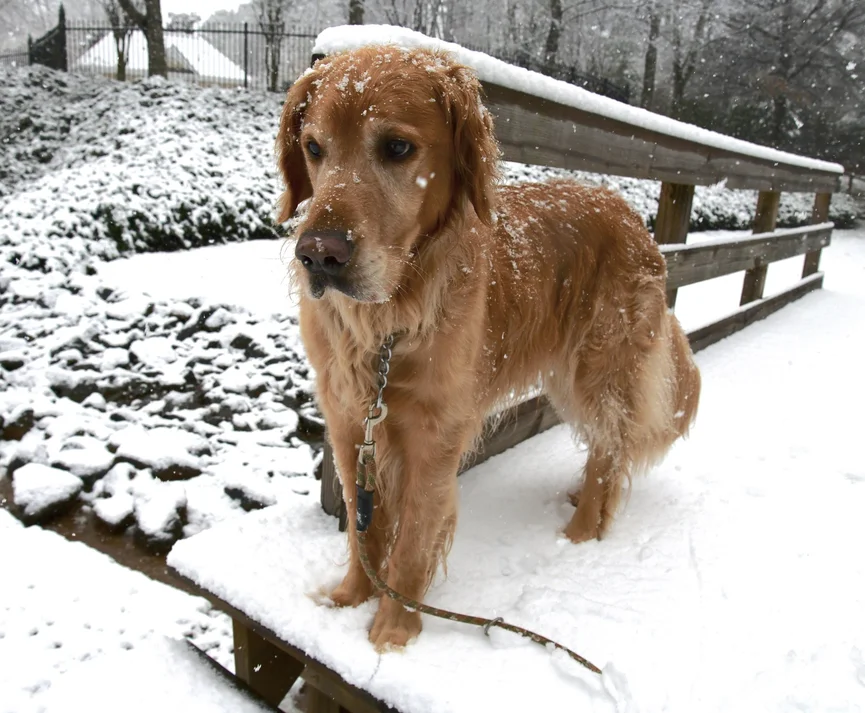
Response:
[233,620,304,709]
[181,639,281,711]
[654,182,695,308]
[740,190,781,305]
[305,681,345,713]
[460,395,560,473]
[687,273,824,353]
[165,570,400,713]
[803,192,832,277]
[481,82,841,193]
[661,223,832,289]
[304,666,377,713]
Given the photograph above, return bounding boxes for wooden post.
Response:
[654,182,695,308]
[233,620,304,708]
[803,192,831,277]
[740,190,780,305]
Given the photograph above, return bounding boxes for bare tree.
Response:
[544,0,564,64]
[725,0,865,143]
[639,0,661,109]
[380,0,453,37]
[349,0,364,24]
[254,0,289,92]
[101,0,132,80]
[116,0,166,77]
[166,12,200,30]
[669,0,712,117]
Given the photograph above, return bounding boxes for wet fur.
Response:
[276,46,701,650]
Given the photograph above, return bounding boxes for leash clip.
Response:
[358,402,388,466]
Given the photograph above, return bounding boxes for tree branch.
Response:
[116,0,146,27]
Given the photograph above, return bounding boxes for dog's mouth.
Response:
[308,273,363,301]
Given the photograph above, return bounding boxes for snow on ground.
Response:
[0,508,289,713]
[96,238,300,317]
[170,229,865,712]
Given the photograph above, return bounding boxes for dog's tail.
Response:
[668,315,701,438]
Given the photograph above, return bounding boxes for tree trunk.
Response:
[544,0,563,65]
[267,34,281,92]
[770,94,788,145]
[770,0,794,146]
[117,0,166,78]
[641,3,661,110]
[144,0,166,78]
[348,0,364,25]
[671,70,686,118]
[115,34,128,80]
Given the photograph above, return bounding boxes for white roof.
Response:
[313,25,843,175]
[77,30,245,82]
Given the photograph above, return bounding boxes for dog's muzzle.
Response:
[295,229,355,298]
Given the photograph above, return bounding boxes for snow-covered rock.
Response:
[111,426,209,481]
[93,491,135,530]
[48,435,115,483]
[134,482,188,552]
[12,463,83,523]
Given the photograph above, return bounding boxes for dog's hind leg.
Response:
[564,448,622,543]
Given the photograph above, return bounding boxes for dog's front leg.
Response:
[326,416,389,608]
[368,431,462,651]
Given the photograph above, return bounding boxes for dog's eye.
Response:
[383,139,413,160]
[307,140,322,158]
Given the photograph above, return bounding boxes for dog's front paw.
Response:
[330,571,374,608]
[369,598,422,651]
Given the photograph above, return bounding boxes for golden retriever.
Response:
[276,46,700,650]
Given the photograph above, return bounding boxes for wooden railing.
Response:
[315,40,844,526]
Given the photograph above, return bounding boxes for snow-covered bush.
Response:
[1,66,284,272]
[502,163,858,231]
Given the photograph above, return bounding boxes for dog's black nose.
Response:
[295,230,353,275]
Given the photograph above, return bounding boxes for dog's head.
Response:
[276,46,499,302]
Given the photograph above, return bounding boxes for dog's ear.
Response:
[442,65,501,226]
[275,70,317,224]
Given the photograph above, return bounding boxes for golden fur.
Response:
[276,46,701,650]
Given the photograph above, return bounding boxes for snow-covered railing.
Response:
[310,26,843,530]
[313,25,843,193]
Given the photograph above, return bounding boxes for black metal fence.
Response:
[2,9,631,104]
[66,21,319,92]
[0,48,29,69]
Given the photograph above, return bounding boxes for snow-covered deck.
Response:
[167,233,865,712]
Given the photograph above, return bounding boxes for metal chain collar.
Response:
[357,334,394,472]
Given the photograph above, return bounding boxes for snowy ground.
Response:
[170,229,865,712]
[0,508,287,713]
